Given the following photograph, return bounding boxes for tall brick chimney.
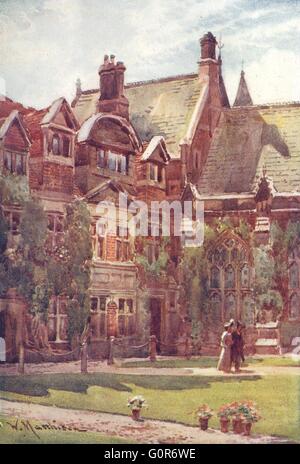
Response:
[200,32,217,60]
[98,54,129,119]
[198,32,219,82]
[198,32,226,138]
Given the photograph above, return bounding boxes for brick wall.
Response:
[42,162,74,194]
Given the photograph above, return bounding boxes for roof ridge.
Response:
[228,101,300,110]
[80,72,198,95]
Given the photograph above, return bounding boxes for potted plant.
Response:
[217,404,232,433]
[195,404,213,431]
[229,402,243,434]
[127,395,146,421]
[238,401,261,435]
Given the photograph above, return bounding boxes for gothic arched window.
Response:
[208,233,252,324]
[225,264,235,289]
[209,292,222,326]
[240,264,250,288]
[211,266,220,288]
[225,293,236,320]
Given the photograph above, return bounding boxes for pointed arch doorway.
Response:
[150,298,162,353]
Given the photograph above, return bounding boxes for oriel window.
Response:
[52,134,60,155]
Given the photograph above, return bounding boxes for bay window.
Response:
[90,296,135,337]
[3,151,26,175]
[97,149,128,175]
[47,213,64,250]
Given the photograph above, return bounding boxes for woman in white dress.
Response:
[217,323,233,373]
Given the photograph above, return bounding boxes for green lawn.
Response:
[121,356,300,369]
[0,372,299,442]
[0,416,136,444]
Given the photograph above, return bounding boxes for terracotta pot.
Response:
[243,422,252,436]
[232,417,243,434]
[199,417,209,431]
[131,409,141,421]
[220,417,230,433]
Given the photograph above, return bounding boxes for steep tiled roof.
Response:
[197,104,300,195]
[73,73,205,157]
[0,97,33,118]
[24,108,48,157]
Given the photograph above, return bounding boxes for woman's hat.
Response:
[224,322,230,329]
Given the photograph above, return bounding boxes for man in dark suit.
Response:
[231,321,245,372]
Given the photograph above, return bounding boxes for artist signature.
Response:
[6,418,88,439]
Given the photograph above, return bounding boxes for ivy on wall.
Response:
[135,237,170,280]
[179,217,251,342]
[0,175,93,345]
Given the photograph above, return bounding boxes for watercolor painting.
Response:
[0,0,299,446]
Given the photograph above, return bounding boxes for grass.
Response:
[0,416,136,444]
[121,356,300,369]
[0,372,299,442]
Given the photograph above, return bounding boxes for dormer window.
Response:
[108,151,117,171]
[97,149,106,168]
[149,163,165,183]
[62,136,70,157]
[51,133,71,158]
[52,134,60,155]
[150,163,157,181]
[97,149,128,175]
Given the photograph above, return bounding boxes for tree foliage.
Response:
[0,175,93,345]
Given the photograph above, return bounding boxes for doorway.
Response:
[150,298,161,352]
[0,311,5,362]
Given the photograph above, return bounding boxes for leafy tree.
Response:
[0,173,93,347]
[61,200,93,342]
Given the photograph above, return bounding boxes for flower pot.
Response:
[220,417,230,433]
[243,422,252,436]
[131,409,141,421]
[232,417,243,434]
[199,417,209,431]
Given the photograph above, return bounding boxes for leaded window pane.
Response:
[225,264,235,289]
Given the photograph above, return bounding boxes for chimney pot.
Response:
[200,31,217,60]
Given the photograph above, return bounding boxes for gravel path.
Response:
[0,360,299,377]
[0,399,293,444]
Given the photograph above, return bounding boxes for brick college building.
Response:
[1,32,300,359]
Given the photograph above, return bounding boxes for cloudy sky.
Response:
[0,0,300,109]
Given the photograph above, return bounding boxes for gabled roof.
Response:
[24,98,79,157]
[77,112,141,152]
[73,73,206,158]
[41,97,79,129]
[141,136,170,163]
[233,70,253,107]
[0,110,31,145]
[24,108,49,157]
[197,104,300,195]
[84,179,136,202]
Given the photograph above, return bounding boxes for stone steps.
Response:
[255,337,281,355]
